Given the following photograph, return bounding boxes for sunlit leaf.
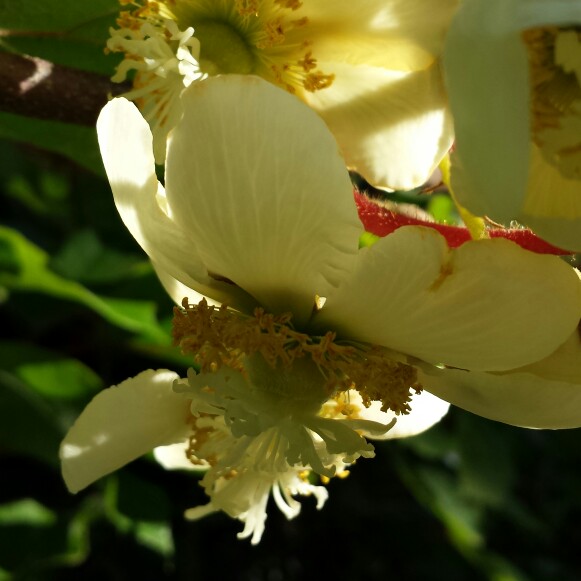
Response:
[134,522,174,557]
[0,113,103,175]
[0,499,56,527]
[0,341,102,400]
[0,0,120,72]
[51,229,150,284]
[0,226,168,341]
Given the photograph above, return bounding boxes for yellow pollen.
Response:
[523,26,581,180]
[114,0,164,30]
[235,0,259,17]
[275,0,302,10]
[256,17,286,49]
[187,420,216,466]
[112,0,335,97]
[303,71,335,92]
[297,51,316,72]
[172,299,420,414]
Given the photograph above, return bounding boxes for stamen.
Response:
[235,0,260,17]
[172,298,420,415]
[522,26,581,179]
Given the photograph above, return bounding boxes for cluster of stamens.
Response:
[110,0,335,97]
[522,26,581,179]
[172,298,420,415]
[114,0,165,32]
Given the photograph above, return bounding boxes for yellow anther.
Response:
[298,51,317,72]
[523,26,581,180]
[303,71,335,92]
[235,0,259,16]
[173,299,419,415]
[275,0,302,10]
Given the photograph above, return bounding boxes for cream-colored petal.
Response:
[520,145,581,252]
[416,331,581,428]
[355,390,450,440]
[304,63,453,190]
[97,98,258,311]
[60,370,190,493]
[302,0,458,71]
[97,99,200,283]
[444,0,531,220]
[154,441,202,471]
[164,75,361,324]
[152,262,222,308]
[515,329,581,384]
[315,226,581,371]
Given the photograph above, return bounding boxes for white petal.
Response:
[520,146,581,252]
[315,226,581,371]
[445,0,581,237]
[97,98,256,311]
[304,63,453,189]
[154,441,201,471]
[444,0,531,220]
[516,329,581,384]
[352,390,450,440]
[416,330,581,428]
[153,262,222,308]
[302,0,458,71]
[164,75,361,324]
[60,369,190,493]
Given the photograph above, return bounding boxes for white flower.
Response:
[444,0,581,251]
[61,76,581,543]
[106,0,458,188]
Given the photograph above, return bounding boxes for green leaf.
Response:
[0,0,118,32]
[115,472,171,523]
[0,341,102,400]
[0,226,167,342]
[134,522,174,557]
[0,113,103,175]
[0,0,120,74]
[0,371,63,465]
[51,229,150,284]
[457,414,516,509]
[0,499,56,527]
[427,194,461,225]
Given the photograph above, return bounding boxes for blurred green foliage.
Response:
[2,1,581,579]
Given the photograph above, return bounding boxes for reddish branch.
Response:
[0,52,129,126]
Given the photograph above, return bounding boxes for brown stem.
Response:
[0,52,130,126]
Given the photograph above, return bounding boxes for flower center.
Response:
[171,298,421,542]
[115,0,334,96]
[171,298,420,415]
[193,20,255,74]
[523,26,581,181]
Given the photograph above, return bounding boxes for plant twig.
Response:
[0,52,129,126]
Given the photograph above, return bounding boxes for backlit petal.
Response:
[355,390,450,440]
[303,0,458,71]
[315,227,581,371]
[154,441,201,470]
[60,370,190,493]
[416,330,581,428]
[521,146,581,252]
[444,0,530,220]
[153,262,222,308]
[304,63,453,189]
[97,97,258,311]
[164,75,361,324]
